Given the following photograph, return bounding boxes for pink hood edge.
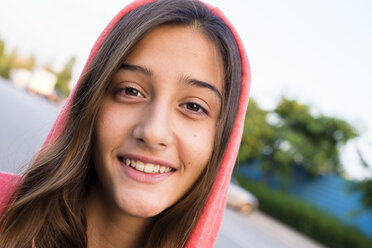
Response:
[43,0,251,247]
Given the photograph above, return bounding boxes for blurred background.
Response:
[0,0,371,247]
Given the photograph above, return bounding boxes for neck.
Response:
[85,186,152,248]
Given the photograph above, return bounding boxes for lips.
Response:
[119,156,173,174]
[118,155,175,184]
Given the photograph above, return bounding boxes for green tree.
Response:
[0,39,4,58]
[0,40,13,79]
[55,56,76,97]
[238,97,358,184]
[352,149,372,213]
[0,39,36,78]
[238,99,275,162]
[274,98,358,175]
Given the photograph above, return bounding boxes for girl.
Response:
[0,0,251,247]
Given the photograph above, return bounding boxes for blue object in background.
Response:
[238,163,372,238]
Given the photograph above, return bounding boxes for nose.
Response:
[132,101,174,150]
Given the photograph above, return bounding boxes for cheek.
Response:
[95,104,129,160]
[96,114,116,152]
[178,122,216,171]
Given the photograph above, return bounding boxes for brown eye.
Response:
[184,102,207,115]
[124,87,142,96]
[187,103,201,111]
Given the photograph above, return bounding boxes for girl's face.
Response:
[93,25,224,218]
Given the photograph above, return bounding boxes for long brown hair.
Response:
[0,0,242,247]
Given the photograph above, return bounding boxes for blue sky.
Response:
[0,0,371,179]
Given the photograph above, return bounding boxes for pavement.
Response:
[0,78,59,173]
[0,78,325,247]
[216,207,325,248]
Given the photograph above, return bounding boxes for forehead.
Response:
[124,24,225,94]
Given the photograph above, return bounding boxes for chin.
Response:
[126,207,163,218]
[116,192,170,218]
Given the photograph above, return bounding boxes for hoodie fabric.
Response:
[0,0,251,247]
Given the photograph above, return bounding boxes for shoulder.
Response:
[0,171,21,214]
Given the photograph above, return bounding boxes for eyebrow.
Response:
[120,63,222,102]
[181,76,222,103]
[120,63,153,77]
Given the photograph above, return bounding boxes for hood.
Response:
[44,0,251,247]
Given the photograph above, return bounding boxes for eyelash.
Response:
[116,87,144,97]
[114,86,208,116]
[182,102,208,116]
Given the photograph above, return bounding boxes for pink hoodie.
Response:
[0,0,251,247]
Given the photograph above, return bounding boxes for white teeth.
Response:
[135,161,145,171]
[144,163,154,173]
[122,158,172,174]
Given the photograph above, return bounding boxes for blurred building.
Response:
[239,162,372,238]
[10,69,31,88]
[10,68,57,96]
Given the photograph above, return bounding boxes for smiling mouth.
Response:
[119,156,174,174]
